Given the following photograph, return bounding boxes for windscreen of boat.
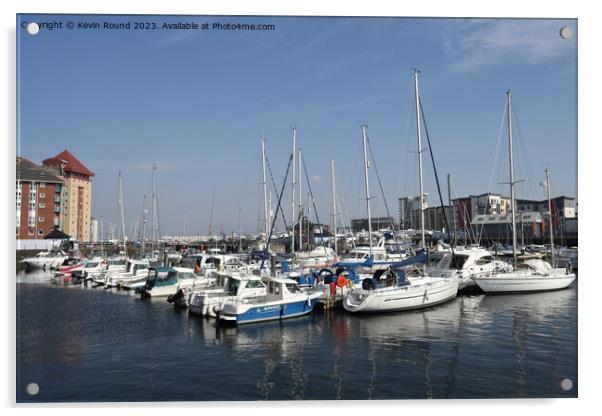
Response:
[178,272,196,280]
[225,278,240,295]
[85,262,99,268]
[109,259,126,266]
[245,279,265,289]
[450,255,468,269]
[285,283,301,294]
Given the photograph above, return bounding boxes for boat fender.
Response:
[336,275,346,288]
[346,279,353,289]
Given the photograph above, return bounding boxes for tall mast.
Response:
[118,170,126,252]
[331,159,337,254]
[545,168,555,266]
[208,188,215,238]
[361,124,373,255]
[261,138,269,236]
[447,173,455,244]
[291,128,297,254]
[141,195,147,254]
[413,69,426,249]
[507,90,517,261]
[151,162,159,249]
[298,148,303,251]
[100,216,104,257]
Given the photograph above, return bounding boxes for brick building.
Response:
[42,150,95,242]
[16,157,65,239]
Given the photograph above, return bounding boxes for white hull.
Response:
[473,270,576,293]
[343,277,459,313]
[22,256,66,270]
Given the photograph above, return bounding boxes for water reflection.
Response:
[17,272,578,401]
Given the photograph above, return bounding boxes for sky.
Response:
[16,14,577,236]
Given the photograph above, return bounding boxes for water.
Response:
[16,271,578,402]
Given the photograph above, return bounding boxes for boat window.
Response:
[85,262,99,268]
[476,256,494,265]
[164,272,178,284]
[125,262,132,272]
[285,283,301,294]
[179,272,195,280]
[246,280,265,289]
[225,258,241,266]
[205,257,221,266]
[450,255,468,269]
[275,284,280,295]
[268,282,274,294]
[225,278,240,295]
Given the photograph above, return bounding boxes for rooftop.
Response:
[16,157,64,183]
[42,150,94,177]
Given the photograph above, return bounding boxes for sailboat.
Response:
[343,70,459,313]
[472,91,576,293]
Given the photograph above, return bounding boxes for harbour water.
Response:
[16,271,577,402]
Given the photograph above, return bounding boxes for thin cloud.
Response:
[441,19,575,71]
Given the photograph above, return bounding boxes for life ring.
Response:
[336,275,346,288]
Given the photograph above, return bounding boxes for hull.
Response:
[220,297,317,324]
[22,256,66,270]
[343,278,459,313]
[473,272,576,293]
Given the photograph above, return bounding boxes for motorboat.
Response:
[20,250,68,271]
[139,267,207,298]
[429,246,513,291]
[188,272,267,317]
[104,259,150,287]
[219,276,321,324]
[343,266,459,313]
[293,246,338,269]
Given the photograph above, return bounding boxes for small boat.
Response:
[21,250,68,271]
[188,272,266,317]
[105,259,150,287]
[139,267,206,298]
[218,277,321,324]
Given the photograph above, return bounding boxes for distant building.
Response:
[398,194,428,229]
[43,150,94,242]
[472,212,545,243]
[16,157,65,239]
[350,217,396,233]
[90,217,99,243]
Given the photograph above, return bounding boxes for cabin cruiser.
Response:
[429,246,513,291]
[21,250,68,271]
[219,276,321,324]
[101,259,150,287]
[188,272,267,317]
[139,267,207,298]
[340,237,406,271]
[293,246,338,269]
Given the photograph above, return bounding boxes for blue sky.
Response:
[17,15,577,236]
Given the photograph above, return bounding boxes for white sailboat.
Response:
[472,91,575,293]
[343,72,459,313]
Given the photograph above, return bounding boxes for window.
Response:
[285,283,301,294]
[28,230,34,236]
[38,217,45,223]
[38,230,44,235]
[39,202,45,208]
[246,280,265,289]
[39,192,45,198]
[40,183,46,188]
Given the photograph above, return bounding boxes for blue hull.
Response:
[223,299,316,324]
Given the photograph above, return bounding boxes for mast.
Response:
[208,188,215,238]
[298,147,303,251]
[331,159,337,254]
[413,69,426,249]
[261,138,269,237]
[507,90,517,261]
[151,162,159,250]
[99,216,104,257]
[361,124,373,255]
[141,195,147,254]
[291,128,296,254]
[447,173,455,245]
[118,170,126,252]
[545,168,555,266]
